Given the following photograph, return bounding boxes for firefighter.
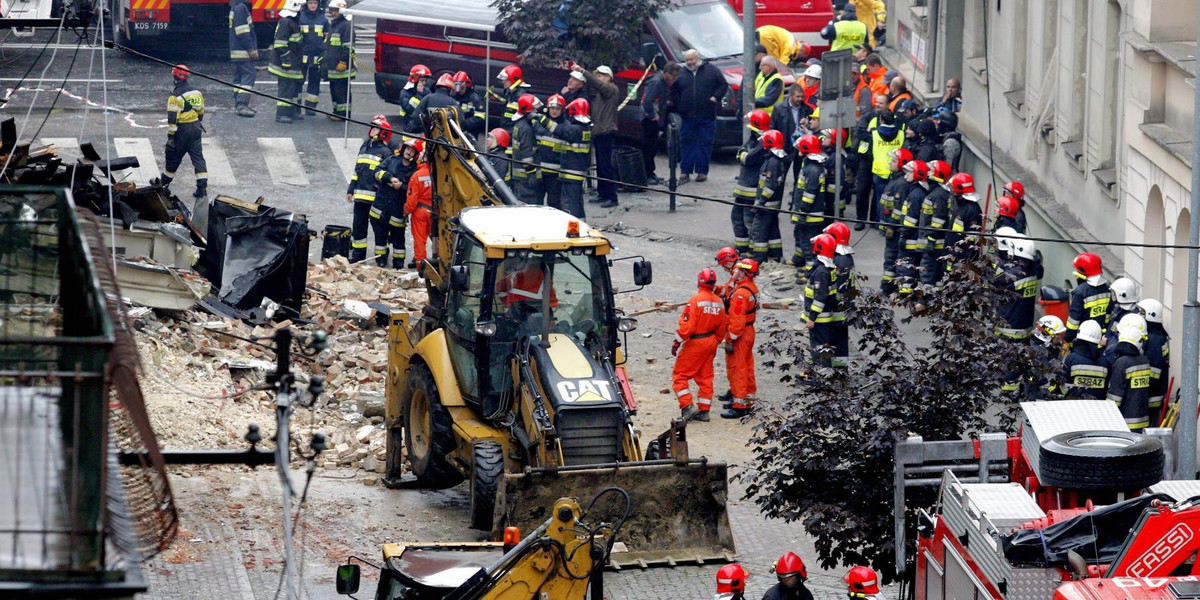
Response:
[751,130,788,263]
[733,110,771,255]
[1062,319,1108,400]
[716,563,750,600]
[1001,180,1028,233]
[508,94,542,203]
[496,255,558,310]
[1032,315,1068,398]
[790,134,826,275]
[404,149,433,268]
[764,552,814,600]
[1107,312,1153,431]
[486,128,511,182]
[878,147,912,295]
[1066,252,1112,341]
[162,65,208,199]
[804,234,840,368]
[844,565,883,600]
[1138,299,1170,423]
[323,0,353,120]
[492,64,529,125]
[943,172,983,271]
[715,246,740,408]
[373,137,420,267]
[452,71,486,137]
[721,258,760,419]
[297,0,327,116]
[269,0,304,123]
[412,73,459,134]
[825,221,854,368]
[229,0,258,118]
[673,268,728,423]
[533,94,568,209]
[346,115,397,263]
[398,65,431,132]
[994,196,1021,234]
[917,159,952,285]
[1102,277,1141,365]
[557,98,592,219]
[995,238,1039,342]
[896,159,929,295]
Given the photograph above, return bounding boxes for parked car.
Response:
[726,0,835,56]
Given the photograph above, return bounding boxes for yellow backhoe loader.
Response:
[383,109,733,567]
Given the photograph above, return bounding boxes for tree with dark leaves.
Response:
[492,0,676,69]
[742,244,1058,581]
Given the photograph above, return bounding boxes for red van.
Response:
[726,0,835,55]
[348,0,751,147]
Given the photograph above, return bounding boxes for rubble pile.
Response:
[135,256,428,477]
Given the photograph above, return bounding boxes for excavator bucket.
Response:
[494,460,735,568]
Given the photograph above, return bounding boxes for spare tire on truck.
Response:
[1038,430,1164,491]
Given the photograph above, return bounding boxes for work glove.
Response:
[671,340,680,357]
[723,341,734,354]
[336,61,348,72]
[248,49,260,60]
[165,137,176,152]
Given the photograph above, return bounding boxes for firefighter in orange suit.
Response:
[721,258,760,419]
[496,257,558,310]
[404,151,432,268]
[673,268,728,423]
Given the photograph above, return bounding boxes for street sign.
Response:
[818,49,857,102]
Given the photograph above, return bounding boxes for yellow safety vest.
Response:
[870,129,905,178]
[754,71,784,115]
[831,20,868,52]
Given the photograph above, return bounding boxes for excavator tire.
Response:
[470,441,504,530]
[404,362,464,489]
[1039,430,1164,491]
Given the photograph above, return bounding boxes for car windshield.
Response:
[491,251,612,350]
[654,1,744,60]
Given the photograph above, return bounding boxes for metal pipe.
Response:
[742,0,755,144]
[1176,6,1200,480]
[926,0,941,90]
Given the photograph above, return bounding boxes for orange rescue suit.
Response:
[725,278,759,408]
[496,265,559,308]
[404,163,433,263]
[672,288,728,411]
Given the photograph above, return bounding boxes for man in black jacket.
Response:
[576,64,620,208]
[771,84,812,190]
[640,62,679,185]
[670,49,729,183]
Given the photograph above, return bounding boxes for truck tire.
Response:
[1038,430,1164,491]
[469,441,504,531]
[403,362,464,489]
[645,439,661,460]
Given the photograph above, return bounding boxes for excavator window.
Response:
[446,236,487,399]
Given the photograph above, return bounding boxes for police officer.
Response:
[297,0,327,115]
[1062,319,1108,399]
[162,65,208,199]
[791,134,826,274]
[821,4,869,52]
[269,0,304,124]
[1065,252,1112,341]
[857,109,905,232]
[229,0,258,117]
[323,0,353,120]
[754,57,785,116]
[751,130,788,263]
[733,110,771,255]
[1138,298,1171,424]
[673,268,728,423]
[1107,313,1153,431]
[346,115,397,263]
[805,234,840,368]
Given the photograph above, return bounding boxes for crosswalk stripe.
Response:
[258,137,309,187]
[326,137,358,183]
[113,137,160,186]
[201,138,236,187]
[40,137,81,162]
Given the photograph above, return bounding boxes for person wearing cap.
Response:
[670,48,729,184]
[641,62,680,186]
[561,70,589,105]
[934,77,961,113]
[771,84,812,188]
[574,64,620,208]
[755,57,786,116]
[821,3,868,52]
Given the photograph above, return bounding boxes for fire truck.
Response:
[896,400,1200,600]
[108,0,280,46]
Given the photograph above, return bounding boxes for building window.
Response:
[1056,0,1087,152]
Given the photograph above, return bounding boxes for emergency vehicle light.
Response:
[566,220,580,238]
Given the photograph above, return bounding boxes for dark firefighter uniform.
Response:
[1063,338,1108,400]
[347,135,395,263]
[269,13,304,121]
[791,155,827,271]
[919,183,953,285]
[733,133,766,254]
[228,0,257,113]
[373,148,417,267]
[298,4,327,114]
[751,151,787,262]
[398,83,428,133]
[557,118,592,219]
[163,77,208,198]
[994,257,1038,342]
[509,111,540,203]
[804,257,839,367]
[412,85,458,134]
[490,79,526,127]
[533,112,566,208]
[944,196,983,270]
[1145,323,1170,423]
[831,247,854,367]
[453,87,486,136]
[1066,280,1112,340]
[896,179,928,294]
[323,10,353,119]
[877,172,908,294]
[1107,341,1153,431]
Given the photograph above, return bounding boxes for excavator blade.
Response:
[494,460,735,568]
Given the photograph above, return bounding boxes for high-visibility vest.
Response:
[831,20,868,52]
[754,71,784,115]
[870,129,905,178]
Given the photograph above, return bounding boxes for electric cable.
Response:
[0,13,66,176]
[29,36,85,142]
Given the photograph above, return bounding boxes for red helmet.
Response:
[403,137,425,154]
[904,160,930,182]
[434,73,455,90]
[1073,252,1102,279]
[698,267,718,289]
[761,129,785,152]
[516,94,538,115]
[775,552,807,579]
[498,64,523,83]
[844,566,880,595]
[717,564,749,595]
[408,64,432,83]
[716,246,740,268]
[889,147,914,171]
[812,233,836,259]
[1003,180,1026,203]
[998,195,1020,218]
[171,64,190,80]
[546,94,567,109]
[795,134,822,156]
[567,98,591,122]
[736,258,759,277]
[452,70,472,88]
[371,115,393,143]
[747,109,771,133]
[489,127,511,148]
[928,160,951,183]
[824,221,851,246]
[947,172,976,197]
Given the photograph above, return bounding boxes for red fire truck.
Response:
[109,0,280,46]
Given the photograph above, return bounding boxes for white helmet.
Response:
[1137,298,1164,324]
[1111,277,1140,309]
[994,226,1018,255]
[327,0,350,16]
[279,0,303,17]
[1010,237,1036,261]
[1116,312,1147,348]
[1077,319,1103,344]
[1033,315,1065,343]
